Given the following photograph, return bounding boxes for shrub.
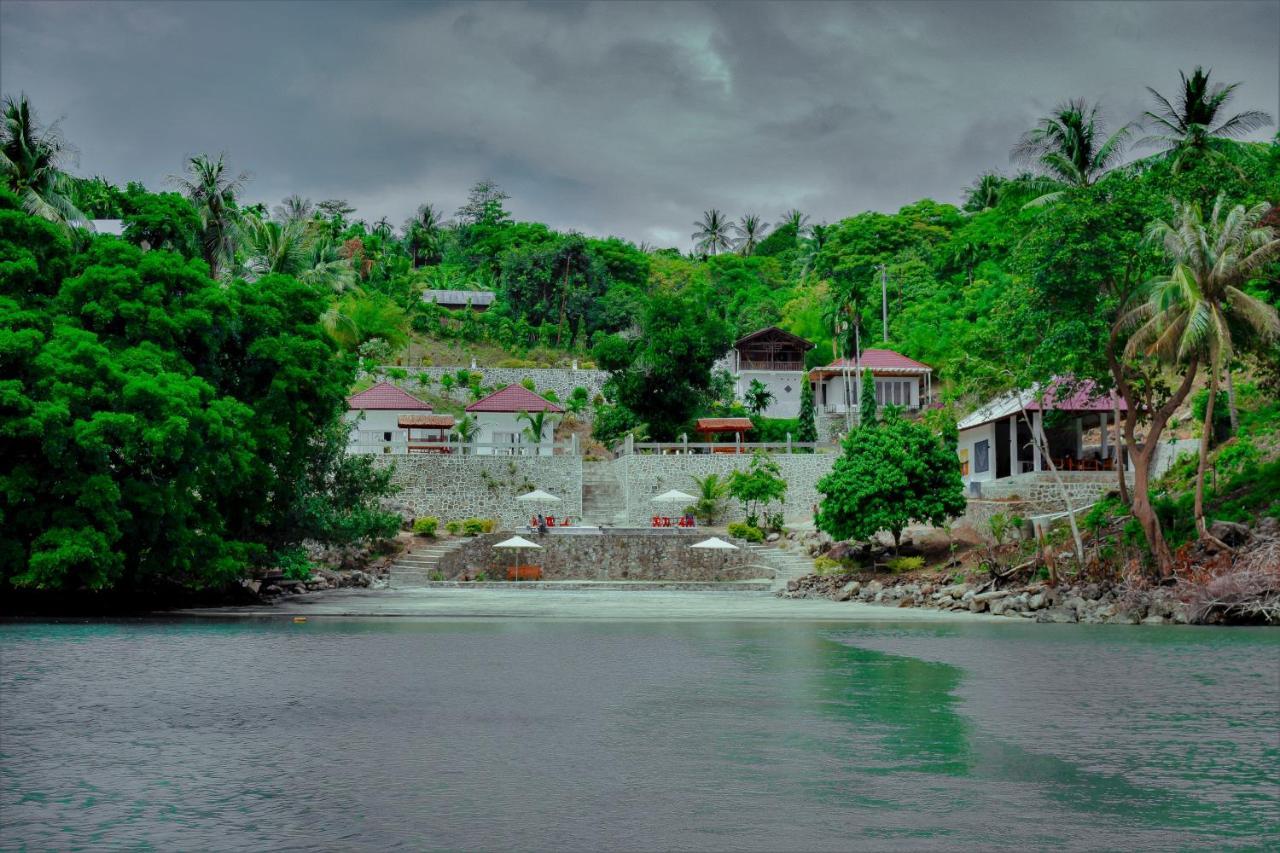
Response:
[886,555,924,573]
[412,516,439,537]
[474,571,489,582]
[520,377,537,391]
[445,520,462,535]
[480,518,497,534]
[813,556,844,576]
[728,521,764,543]
[988,513,1013,546]
[428,570,445,582]
[274,546,313,581]
[496,358,536,368]
[462,518,486,536]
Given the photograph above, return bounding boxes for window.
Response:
[974,439,990,474]
[383,431,393,442]
[875,379,914,408]
[492,431,519,456]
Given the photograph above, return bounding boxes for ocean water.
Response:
[1,618,1277,850]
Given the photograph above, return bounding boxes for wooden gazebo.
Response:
[398,414,456,453]
[695,417,753,453]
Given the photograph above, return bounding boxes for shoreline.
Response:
[175,587,1011,622]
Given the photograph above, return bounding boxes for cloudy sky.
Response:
[3,0,1277,247]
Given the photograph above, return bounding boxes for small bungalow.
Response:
[345,382,433,453]
[723,327,814,419]
[808,349,933,415]
[399,413,456,453]
[465,384,565,456]
[421,290,497,311]
[956,381,1127,488]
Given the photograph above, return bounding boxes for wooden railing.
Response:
[348,438,580,456]
[614,437,826,456]
[738,359,805,371]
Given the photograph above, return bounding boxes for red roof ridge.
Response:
[347,382,432,411]
[465,383,565,414]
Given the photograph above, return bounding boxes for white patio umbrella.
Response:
[493,535,543,582]
[690,537,738,550]
[651,489,696,504]
[516,489,562,503]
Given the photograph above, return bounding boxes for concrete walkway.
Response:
[181,587,1004,622]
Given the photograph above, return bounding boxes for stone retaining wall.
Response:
[437,530,769,582]
[610,452,838,525]
[375,366,609,406]
[376,455,583,529]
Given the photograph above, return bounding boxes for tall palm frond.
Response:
[1012,99,1133,204]
[692,209,733,256]
[169,153,247,279]
[779,208,809,236]
[732,213,769,255]
[1140,67,1273,171]
[0,93,87,229]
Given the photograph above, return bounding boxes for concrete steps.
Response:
[581,461,628,527]
[389,538,471,588]
[743,542,816,591]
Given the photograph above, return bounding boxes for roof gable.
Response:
[733,326,815,351]
[466,384,565,414]
[347,382,432,411]
[810,349,931,373]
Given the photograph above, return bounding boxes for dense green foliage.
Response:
[816,411,967,548]
[727,452,788,529]
[0,191,397,593]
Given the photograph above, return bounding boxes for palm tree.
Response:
[373,216,393,241]
[689,472,730,524]
[403,203,444,267]
[516,409,557,452]
[0,94,86,228]
[692,209,733,256]
[453,413,480,453]
[796,222,831,279]
[779,208,809,236]
[1012,99,1133,205]
[1122,197,1280,544]
[1141,67,1272,171]
[744,378,775,415]
[170,153,247,279]
[962,172,1005,213]
[732,213,770,256]
[322,290,409,352]
[238,215,355,289]
[273,194,314,223]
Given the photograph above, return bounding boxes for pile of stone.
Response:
[243,558,392,600]
[780,574,1189,624]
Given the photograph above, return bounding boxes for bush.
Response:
[480,518,497,534]
[412,516,439,537]
[727,521,764,543]
[813,556,844,576]
[445,520,462,535]
[988,512,1015,546]
[274,546,313,581]
[886,555,924,573]
[474,571,489,582]
[428,570,445,582]
[496,358,536,368]
[462,518,485,536]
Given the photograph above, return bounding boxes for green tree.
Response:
[1142,67,1273,172]
[732,213,770,256]
[692,208,733,256]
[796,378,817,445]
[453,413,480,452]
[169,153,246,279]
[816,410,966,551]
[689,472,730,525]
[0,94,86,229]
[858,368,877,424]
[728,451,788,528]
[744,378,775,415]
[1122,196,1280,544]
[1012,99,1133,204]
[516,409,557,449]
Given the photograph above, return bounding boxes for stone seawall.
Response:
[376,455,583,529]
[375,366,609,406]
[437,530,770,582]
[610,453,838,526]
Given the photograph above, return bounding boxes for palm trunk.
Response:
[1194,364,1226,547]
[1225,366,1239,434]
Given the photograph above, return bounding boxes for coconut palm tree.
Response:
[453,413,480,453]
[744,378,775,415]
[688,472,730,524]
[403,203,444,267]
[962,172,1005,212]
[1141,67,1273,171]
[1012,99,1133,205]
[0,94,87,228]
[170,153,247,279]
[273,194,314,223]
[779,208,809,236]
[516,409,558,452]
[692,208,733,256]
[796,222,831,279]
[732,213,769,256]
[237,215,355,289]
[1121,197,1280,544]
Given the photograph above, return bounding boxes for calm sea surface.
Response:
[1,618,1277,851]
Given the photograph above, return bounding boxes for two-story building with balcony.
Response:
[721,327,815,419]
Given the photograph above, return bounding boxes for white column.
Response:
[1032,410,1043,472]
[1100,412,1109,458]
[1008,414,1018,476]
[1074,418,1084,459]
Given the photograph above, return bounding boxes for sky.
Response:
[2,0,1277,248]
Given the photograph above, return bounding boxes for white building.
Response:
[721,327,814,419]
[345,382,434,453]
[808,349,933,415]
[465,384,564,456]
[956,382,1127,490]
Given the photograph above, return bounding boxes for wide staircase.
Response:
[742,542,816,591]
[581,460,628,527]
[388,537,471,588]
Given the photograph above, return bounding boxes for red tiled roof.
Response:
[695,417,754,433]
[398,414,456,428]
[810,349,931,374]
[347,382,432,411]
[466,384,565,414]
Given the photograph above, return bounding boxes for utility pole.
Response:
[878,264,888,342]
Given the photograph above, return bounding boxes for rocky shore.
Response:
[778,574,1190,624]
[242,541,398,602]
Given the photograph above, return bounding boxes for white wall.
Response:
[957,421,998,488]
[473,412,553,456]
[735,370,806,419]
[346,409,413,451]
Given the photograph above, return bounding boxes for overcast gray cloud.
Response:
[2,0,1276,247]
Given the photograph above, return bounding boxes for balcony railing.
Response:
[347,439,578,456]
[738,359,805,372]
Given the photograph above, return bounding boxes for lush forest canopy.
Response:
[2,65,1278,588]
